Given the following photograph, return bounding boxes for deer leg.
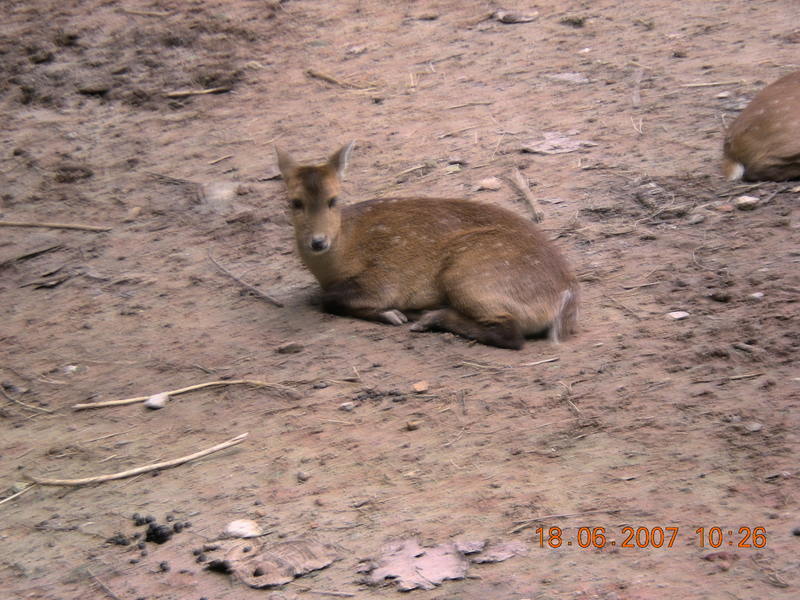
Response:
[321,278,408,325]
[411,308,524,350]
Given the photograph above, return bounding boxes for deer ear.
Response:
[328,141,355,178]
[275,146,297,180]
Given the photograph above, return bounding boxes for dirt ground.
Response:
[1,1,799,599]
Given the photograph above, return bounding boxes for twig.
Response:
[27,433,248,486]
[73,380,295,411]
[437,125,481,139]
[603,294,642,321]
[519,357,559,367]
[87,568,124,600]
[631,67,644,107]
[0,221,111,232]
[505,169,544,222]
[446,101,493,109]
[208,252,283,307]
[0,387,53,413]
[681,80,744,88]
[621,282,658,290]
[165,87,231,98]
[208,154,233,165]
[306,69,369,90]
[81,427,137,444]
[0,483,36,507]
[121,8,173,17]
[509,508,620,534]
[728,372,763,381]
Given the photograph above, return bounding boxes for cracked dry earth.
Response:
[1,1,798,599]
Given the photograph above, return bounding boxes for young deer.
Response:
[723,70,800,181]
[276,143,578,349]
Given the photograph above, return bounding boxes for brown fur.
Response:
[723,70,800,181]
[276,144,579,349]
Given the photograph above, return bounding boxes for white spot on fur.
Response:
[727,162,745,181]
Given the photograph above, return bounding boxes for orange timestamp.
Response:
[534,526,767,549]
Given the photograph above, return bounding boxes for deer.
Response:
[722,70,800,182]
[275,143,579,350]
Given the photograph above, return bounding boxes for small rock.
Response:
[748,292,765,300]
[296,471,310,483]
[455,540,486,554]
[123,206,142,222]
[405,420,421,431]
[493,10,538,23]
[543,72,590,85]
[709,291,731,303]
[276,341,304,354]
[77,77,113,96]
[144,392,169,410]
[687,213,706,225]
[792,527,800,536]
[734,195,759,211]
[346,45,367,55]
[716,91,731,99]
[339,401,356,412]
[412,380,429,393]
[716,203,735,212]
[224,519,262,538]
[158,561,170,572]
[476,177,503,191]
[667,311,690,320]
[744,422,763,433]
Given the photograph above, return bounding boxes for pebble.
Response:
[339,401,355,412]
[276,341,304,354]
[745,422,763,433]
[223,519,262,538]
[296,471,310,483]
[412,380,429,393]
[667,311,690,320]
[748,292,764,300]
[144,392,169,410]
[476,177,503,191]
[405,420,421,431]
[687,213,706,225]
[734,195,759,211]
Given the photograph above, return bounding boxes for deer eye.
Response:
[328,196,338,208]
[291,198,303,210]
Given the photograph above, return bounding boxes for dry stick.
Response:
[121,8,173,17]
[603,294,642,321]
[207,252,283,307]
[208,154,233,165]
[509,508,620,534]
[0,387,53,414]
[681,80,744,88]
[519,357,559,367]
[631,67,644,107]
[305,590,356,598]
[73,380,293,411]
[505,169,544,222]
[0,220,111,232]
[165,87,231,98]
[0,483,36,507]
[306,69,368,90]
[87,568,124,600]
[728,372,763,381]
[27,433,248,486]
[446,101,494,109]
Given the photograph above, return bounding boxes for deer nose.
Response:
[310,235,330,252]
